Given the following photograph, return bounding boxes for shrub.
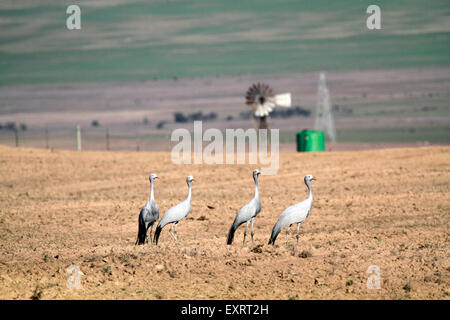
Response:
[207,112,217,121]
[174,112,188,123]
[174,111,218,123]
[156,121,167,129]
[5,122,16,131]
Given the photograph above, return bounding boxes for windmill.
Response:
[314,72,336,142]
[245,82,292,129]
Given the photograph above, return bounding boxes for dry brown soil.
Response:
[0,145,449,299]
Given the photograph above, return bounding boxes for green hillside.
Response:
[0,0,449,85]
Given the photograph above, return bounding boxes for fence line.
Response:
[0,126,295,152]
[0,126,175,152]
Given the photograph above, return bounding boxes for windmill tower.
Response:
[314,72,336,142]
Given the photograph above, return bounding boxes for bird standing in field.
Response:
[153,176,194,245]
[268,174,316,246]
[227,169,261,245]
[135,173,160,245]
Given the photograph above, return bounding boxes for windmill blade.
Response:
[245,82,289,120]
[274,93,291,108]
[245,82,275,106]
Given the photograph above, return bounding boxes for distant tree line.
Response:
[0,122,27,131]
[174,111,218,123]
[270,106,311,118]
[238,106,311,120]
[146,105,311,130]
[332,104,353,114]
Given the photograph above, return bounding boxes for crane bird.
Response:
[268,174,316,246]
[153,176,194,245]
[135,173,160,245]
[227,169,261,245]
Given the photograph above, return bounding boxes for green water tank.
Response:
[296,130,325,152]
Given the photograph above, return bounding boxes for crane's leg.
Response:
[296,223,300,245]
[169,224,176,241]
[144,223,150,244]
[250,218,255,245]
[148,224,154,246]
[286,224,292,245]
[173,223,178,243]
[243,220,250,246]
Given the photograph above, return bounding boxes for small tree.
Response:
[157,121,167,129]
[174,112,188,123]
[189,112,203,121]
[207,112,217,121]
[5,122,16,131]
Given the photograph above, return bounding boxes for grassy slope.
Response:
[0,0,449,85]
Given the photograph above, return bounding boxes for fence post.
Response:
[76,125,81,151]
[136,130,140,152]
[45,126,49,149]
[14,128,19,147]
[106,127,110,151]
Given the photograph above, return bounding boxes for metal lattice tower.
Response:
[314,72,336,142]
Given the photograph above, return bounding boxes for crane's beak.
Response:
[155,176,159,179]
[311,177,316,181]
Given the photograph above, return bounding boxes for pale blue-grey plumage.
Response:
[153,176,194,245]
[136,173,160,245]
[227,169,261,245]
[268,174,315,245]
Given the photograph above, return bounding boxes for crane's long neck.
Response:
[149,179,154,202]
[254,176,259,199]
[186,182,192,203]
[305,180,313,201]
